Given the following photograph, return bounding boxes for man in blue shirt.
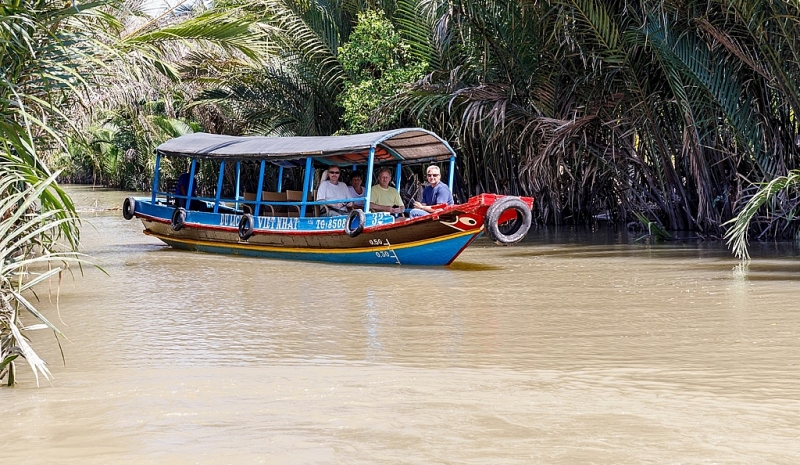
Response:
[410,165,454,218]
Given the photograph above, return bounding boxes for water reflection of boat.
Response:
[122,128,533,266]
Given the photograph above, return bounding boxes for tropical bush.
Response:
[190,0,353,137]
[57,1,268,190]
[1,0,266,384]
[35,0,800,251]
[337,10,427,134]
[188,0,800,240]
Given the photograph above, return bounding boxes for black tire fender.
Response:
[238,213,255,240]
[484,196,532,245]
[344,209,365,238]
[122,197,136,220]
[171,207,186,231]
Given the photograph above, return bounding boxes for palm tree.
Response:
[189,0,355,136]
[0,159,90,386]
[2,0,265,384]
[0,0,114,385]
[53,0,270,190]
[389,0,800,236]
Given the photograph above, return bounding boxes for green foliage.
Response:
[35,0,800,256]
[383,0,800,244]
[1,0,268,386]
[0,160,90,387]
[0,0,106,385]
[51,0,268,189]
[337,10,427,133]
[724,171,800,260]
[58,109,201,190]
[633,212,672,243]
[0,0,101,249]
[191,0,351,137]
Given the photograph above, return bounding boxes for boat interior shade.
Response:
[155,128,456,165]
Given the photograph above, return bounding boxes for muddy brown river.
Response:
[4,186,800,464]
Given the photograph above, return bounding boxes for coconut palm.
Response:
[0,0,113,385]
[54,0,270,190]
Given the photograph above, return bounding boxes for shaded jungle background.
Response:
[50,0,800,242]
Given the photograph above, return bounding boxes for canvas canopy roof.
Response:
[155,128,456,166]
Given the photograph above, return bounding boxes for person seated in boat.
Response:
[175,172,207,211]
[409,165,454,218]
[316,164,352,216]
[369,167,405,215]
[347,170,366,209]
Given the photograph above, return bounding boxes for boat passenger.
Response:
[175,172,203,210]
[410,165,454,218]
[347,171,366,208]
[369,167,405,215]
[316,164,352,216]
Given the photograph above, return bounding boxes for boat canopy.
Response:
[155,128,456,166]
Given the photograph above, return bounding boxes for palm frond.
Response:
[724,170,800,260]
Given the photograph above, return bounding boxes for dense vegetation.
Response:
[2,0,99,385]
[3,0,800,382]
[59,0,800,240]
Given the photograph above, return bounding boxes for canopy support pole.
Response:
[235,162,241,209]
[255,160,266,216]
[186,159,197,210]
[364,148,375,213]
[395,162,402,192]
[300,157,313,218]
[213,160,225,213]
[448,156,455,190]
[277,166,284,192]
[152,153,161,203]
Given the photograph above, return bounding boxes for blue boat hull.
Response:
[146,229,481,266]
[131,197,493,266]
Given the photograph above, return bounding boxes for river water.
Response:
[4,186,800,464]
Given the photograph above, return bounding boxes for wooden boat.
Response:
[122,128,533,266]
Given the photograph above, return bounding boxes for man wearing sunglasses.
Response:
[316,165,352,216]
[410,165,454,218]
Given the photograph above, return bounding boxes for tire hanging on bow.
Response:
[484,197,532,245]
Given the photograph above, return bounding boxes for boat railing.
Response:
[234,193,370,217]
[255,196,367,217]
[152,187,369,217]
[238,197,365,207]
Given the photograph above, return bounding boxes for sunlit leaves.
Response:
[337,10,427,133]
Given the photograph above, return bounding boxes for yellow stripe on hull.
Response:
[144,228,481,255]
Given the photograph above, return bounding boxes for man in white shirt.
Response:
[316,165,351,216]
